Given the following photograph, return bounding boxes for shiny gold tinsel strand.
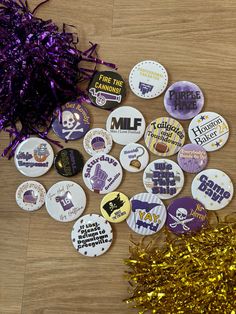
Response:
[124,225,236,314]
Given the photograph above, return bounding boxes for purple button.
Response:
[166,197,208,234]
[164,81,204,120]
[177,144,208,173]
[52,102,90,140]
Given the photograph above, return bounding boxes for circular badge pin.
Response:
[129,60,168,99]
[166,197,208,234]
[16,181,46,211]
[100,192,131,223]
[52,101,90,141]
[177,144,208,173]
[83,128,113,156]
[126,193,167,235]
[54,148,84,177]
[120,143,149,173]
[14,138,54,177]
[143,159,184,199]
[191,169,234,210]
[88,71,126,109]
[71,214,113,257]
[106,106,146,145]
[82,154,123,194]
[45,181,86,222]
[144,117,185,156]
[164,81,204,120]
[188,112,229,151]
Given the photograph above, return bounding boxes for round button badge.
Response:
[177,144,208,173]
[16,181,46,211]
[164,81,204,120]
[100,192,131,223]
[143,159,184,199]
[188,112,229,151]
[71,214,113,257]
[191,169,234,210]
[166,197,208,234]
[82,154,123,194]
[88,71,126,109]
[14,138,54,177]
[129,60,168,98]
[52,101,90,141]
[106,106,146,145]
[120,143,149,173]
[126,193,167,235]
[45,181,86,222]
[144,117,185,156]
[83,128,113,156]
[54,148,84,177]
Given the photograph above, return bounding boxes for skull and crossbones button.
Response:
[166,197,208,234]
[52,102,90,140]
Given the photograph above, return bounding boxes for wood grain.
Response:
[0,0,236,313]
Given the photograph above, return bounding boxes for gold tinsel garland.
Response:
[124,224,236,314]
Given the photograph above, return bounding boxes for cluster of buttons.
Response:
[15,65,233,257]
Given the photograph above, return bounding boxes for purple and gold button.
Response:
[166,197,208,234]
[164,81,204,120]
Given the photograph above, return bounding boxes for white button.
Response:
[120,143,149,173]
[82,154,123,194]
[45,181,86,222]
[83,128,113,156]
[143,159,184,199]
[14,138,54,177]
[16,181,46,211]
[129,60,168,99]
[188,112,229,151]
[106,106,146,145]
[71,214,113,257]
[191,169,234,210]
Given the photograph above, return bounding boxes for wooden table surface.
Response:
[0,1,236,313]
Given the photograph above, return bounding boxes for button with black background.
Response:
[88,71,126,109]
[54,148,84,177]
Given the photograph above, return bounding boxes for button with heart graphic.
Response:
[166,197,208,234]
[52,101,90,141]
[45,181,86,222]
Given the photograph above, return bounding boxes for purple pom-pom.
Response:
[0,0,116,157]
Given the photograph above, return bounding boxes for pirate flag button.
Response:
[16,181,46,211]
[177,144,208,173]
[126,193,167,235]
[120,143,149,173]
[14,138,54,177]
[83,128,113,156]
[188,112,229,152]
[166,197,208,234]
[71,214,113,257]
[45,181,86,222]
[52,101,90,141]
[100,192,131,223]
[82,153,123,194]
[129,60,168,99]
[54,148,84,177]
[106,106,146,145]
[144,117,185,156]
[143,159,184,199]
[191,169,234,210]
[164,81,204,120]
[88,71,126,109]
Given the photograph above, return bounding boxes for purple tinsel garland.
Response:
[0,0,116,158]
